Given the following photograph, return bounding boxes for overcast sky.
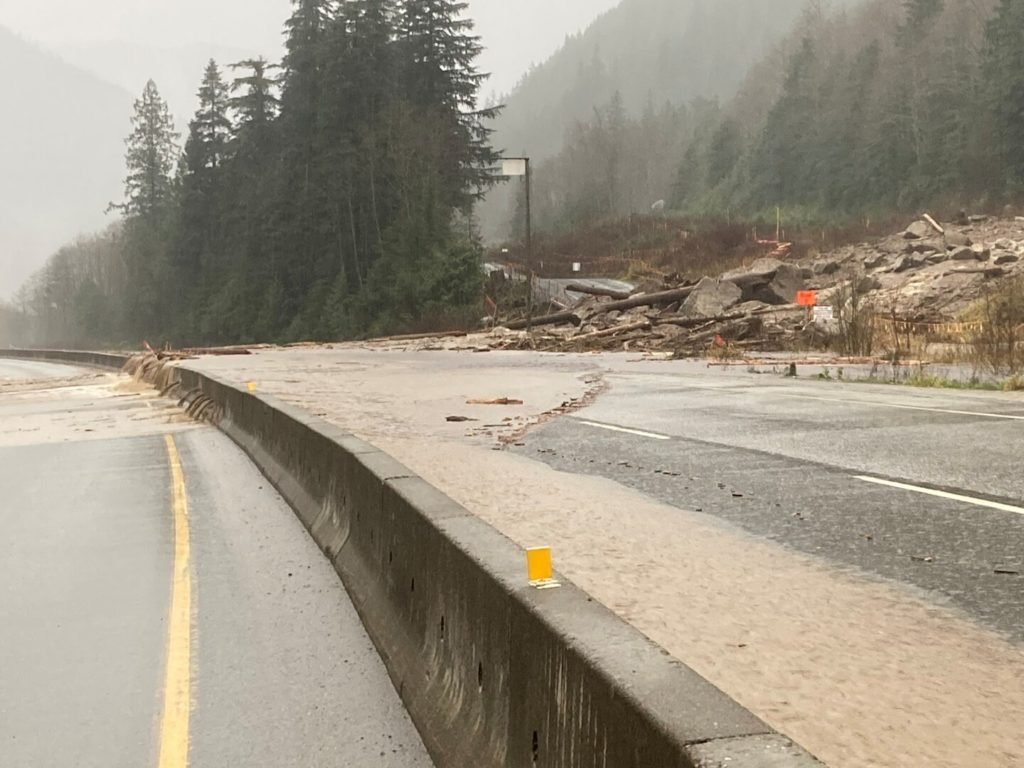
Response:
[0,0,621,96]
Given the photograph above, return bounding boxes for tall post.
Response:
[525,157,533,331]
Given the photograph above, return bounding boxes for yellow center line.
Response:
[158,434,192,768]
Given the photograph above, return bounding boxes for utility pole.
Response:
[502,156,533,330]
[525,157,533,331]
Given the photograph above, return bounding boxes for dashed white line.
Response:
[788,393,1024,421]
[854,476,1024,516]
[575,419,671,441]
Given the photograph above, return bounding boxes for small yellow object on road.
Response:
[246,381,257,393]
[527,547,560,589]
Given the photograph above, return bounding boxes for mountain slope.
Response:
[481,0,847,239]
[491,0,819,162]
[0,27,132,297]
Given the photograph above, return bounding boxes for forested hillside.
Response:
[5,0,496,347]
[0,26,130,297]
[481,0,837,239]
[674,0,1023,218]
[529,0,1024,233]
[5,0,1023,349]
[492,0,818,160]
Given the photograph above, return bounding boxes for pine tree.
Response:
[706,117,742,191]
[748,37,818,207]
[903,0,945,33]
[184,61,232,175]
[116,80,179,218]
[983,0,1024,195]
[280,0,332,150]
[397,0,500,208]
[174,61,233,310]
[230,58,280,144]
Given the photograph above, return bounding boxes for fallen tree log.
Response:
[504,310,580,331]
[945,266,1006,278]
[571,320,652,342]
[923,213,945,235]
[565,283,634,301]
[368,330,469,343]
[655,305,793,329]
[580,285,700,313]
[502,273,792,331]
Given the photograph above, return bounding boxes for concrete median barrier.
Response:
[3,349,825,768]
[0,348,131,370]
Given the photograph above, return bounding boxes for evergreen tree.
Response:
[902,0,944,33]
[116,80,179,218]
[173,61,233,321]
[12,0,501,345]
[397,0,500,208]
[274,0,335,330]
[185,61,232,175]
[748,37,818,207]
[983,0,1024,195]
[231,58,280,138]
[706,117,742,191]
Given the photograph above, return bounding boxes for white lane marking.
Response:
[855,476,1024,516]
[575,419,671,441]
[787,393,1024,421]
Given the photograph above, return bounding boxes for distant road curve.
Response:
[0,357,85,380]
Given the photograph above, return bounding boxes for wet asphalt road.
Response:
[0,357,84,379]
[0,360,432,767]
[516,368,1024,641]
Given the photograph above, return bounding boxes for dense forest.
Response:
[480,0,833,239]
[4,0,1024,349]
[527,0,1024,234]
[3,0,496,347]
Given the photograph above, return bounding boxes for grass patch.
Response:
[817,367,1015,391]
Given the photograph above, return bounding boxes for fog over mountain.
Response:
[0,26,130,298]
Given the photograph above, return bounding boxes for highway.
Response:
[0,360,432,767]
[0,357,84,380]
[38,347,1024,768]
[517,366,1024,640]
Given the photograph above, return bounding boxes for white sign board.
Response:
[572,262,582,273]
[813,306,835,322]
[502,158,528,177]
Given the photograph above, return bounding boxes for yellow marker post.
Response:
[526,547,560,590]
[246,381,257,393]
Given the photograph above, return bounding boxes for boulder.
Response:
[680,277,742,318]
[995,238,1016,250]
[945,231,972,248]
[904,220,932,239]
[905,240,942,254]
[813,260,841,276]
[893,253,924,273]
[856,275,883,293]
[992,251,1019,265]
[863,252,889,270]
[949,245,977,261]
[724,258,783,282]
[750,263,804,305]
[971,244,991,260]
[924,251,949,264]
